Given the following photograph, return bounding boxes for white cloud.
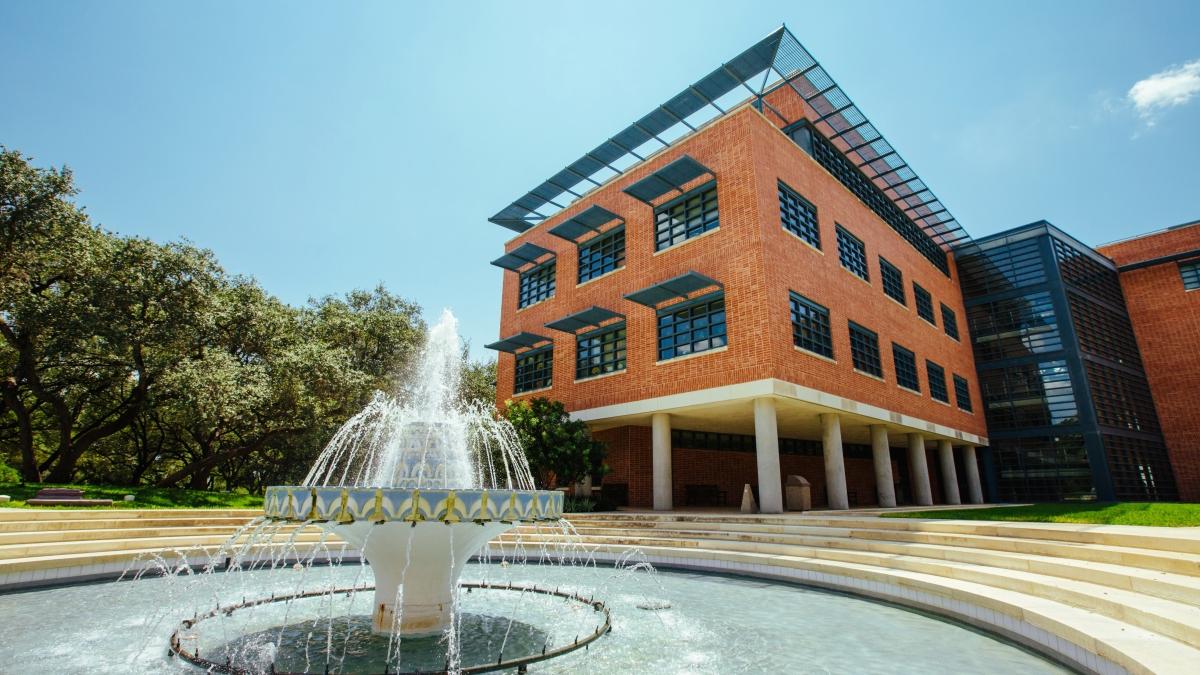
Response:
[1127,59,1200,125]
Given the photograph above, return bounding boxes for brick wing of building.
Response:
[484,26,1192,508]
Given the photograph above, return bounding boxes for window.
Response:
[577,227,625,284]
[654,183,718,251]
[914,283,935,324]
[953,374,972,412]
[514,348,553,393]
[1181,260,1200,290]
[518,262,555,309]
[778,181,820,248]
[790,292,833,358]
[880,257,905,305]
[848,321,882,377]
[575,324,626,379]
[836,224,868,280]
[927,360,948,403]
[657,294,726,361]
[941,303,960,340]
[893,343,919,391]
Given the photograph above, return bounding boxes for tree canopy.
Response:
[503,397,607,488]
[0,148,498,490]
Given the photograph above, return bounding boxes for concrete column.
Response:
[821,413,849,510]
[869,425,896,508]
[753,398,783,514]
[651,413,672,511]
[907,433,933,506]
[937,440,961,505]
[962,446,984,504]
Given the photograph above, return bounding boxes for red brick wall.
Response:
[1098,222,1200,501]
[495,102,985,438]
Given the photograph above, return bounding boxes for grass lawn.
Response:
[883,502,1200,527]
[0,482,262,510]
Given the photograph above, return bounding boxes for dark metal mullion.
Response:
[584,151,624,176]
[812,100,853,124]
[830,118,873,140]
[857,150,898,171]
[631,121,671,149]
[562,165,603,189]
[688,85,726,114]
[607,137,647,162]
[543,177,583,199]
[902,195,941,212]
[657,105,697,132]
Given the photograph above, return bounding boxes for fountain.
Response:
[263,310,562,635]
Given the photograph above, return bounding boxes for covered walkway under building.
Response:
[575,378,987,512]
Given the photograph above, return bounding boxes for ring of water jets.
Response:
[168,582,612,675]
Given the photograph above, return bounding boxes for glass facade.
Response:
[849,321,882,376]
[927,360,948,402]
[914,283,935,325]
[1181,260,1200,290]
[518,261,555,308]
[778,181,820,249]
[577,227,625,284]
[657,294,726,361]
[953,374,973,413]
[893,343,920,391]
[575,324,626,380]
[654,183,718,250]
[941,303,959,340]
[880,257,905,305]
[836,224,869,281]
[956,223,1178,501]
[790,292,834,358]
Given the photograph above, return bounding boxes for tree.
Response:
[503,397,606,488]
[458,352,496,407]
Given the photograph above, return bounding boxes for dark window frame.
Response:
[778,180,821,249]
[880,256,905,305]
[653,181,719,251]
[514,346,553,394]
[835,224,869,281]
[656,292,727,361]
[914,282,935,325]
[848,321,883,377]
[953,374,973,412]
[941,303,960,340]
[575,323,627,380]
[577,226,626,284]
[927,359,948,403]
[789,291,834,359]
[1181,260,1200,290]
[518,260,556,309]
[893,343,920,392]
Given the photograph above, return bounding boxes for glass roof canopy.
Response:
[488,25,969,252]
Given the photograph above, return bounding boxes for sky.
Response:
[3,1,1199,358]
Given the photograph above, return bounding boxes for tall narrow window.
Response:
[514,348,553,393]
[914,283,935,325]
[654,183,718,251]
[778,181,820,248]
[927,360,948,403]
[1181,260,1200,290]
[577,227,625,284]
[848,321,882,377]
[953,374,973,412]
[880,257,905,305]
[518,261,556,309]
[941,303,960,340]
[790,292,833,358]
[575,324,626,379]
[893,343,919,391]
[657,294,726,361]
[836,224,869,281]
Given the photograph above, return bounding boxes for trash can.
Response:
[785,475,811,512]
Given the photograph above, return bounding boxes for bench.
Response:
[26,488,113,507]
[685,484,727,507]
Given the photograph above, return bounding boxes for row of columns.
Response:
[650,398,984,512]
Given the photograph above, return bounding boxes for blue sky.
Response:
[3,1,1198,357]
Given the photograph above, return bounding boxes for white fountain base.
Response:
[329,520,515,635]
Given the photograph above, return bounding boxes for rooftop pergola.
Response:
[488,26,969,252]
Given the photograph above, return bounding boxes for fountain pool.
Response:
[0,562,1072,674]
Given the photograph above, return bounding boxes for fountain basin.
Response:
[264,486,563,634]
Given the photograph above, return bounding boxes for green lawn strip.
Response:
[882,502,1200,527]
[0,482,262,510]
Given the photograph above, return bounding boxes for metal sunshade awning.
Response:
[484,331,551,353]
[549,205,624,242]
[490,242,554,271]
[544,306,624,333]
[624,271,722,308]
[622,155,714,205]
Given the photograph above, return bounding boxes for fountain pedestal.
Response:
[333,521,515,634]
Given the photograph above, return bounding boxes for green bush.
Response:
[0,459,19,484]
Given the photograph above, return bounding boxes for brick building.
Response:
[486,28,986,511]
[1097,221,1200,501]
[485,27,1194,507]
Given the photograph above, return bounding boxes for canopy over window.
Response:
[490,242,554,272]
[624,271,722,308]
[544,306,624,333]
[549,205,624,242]
[622,155,714,206]
[484,331,551,353]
